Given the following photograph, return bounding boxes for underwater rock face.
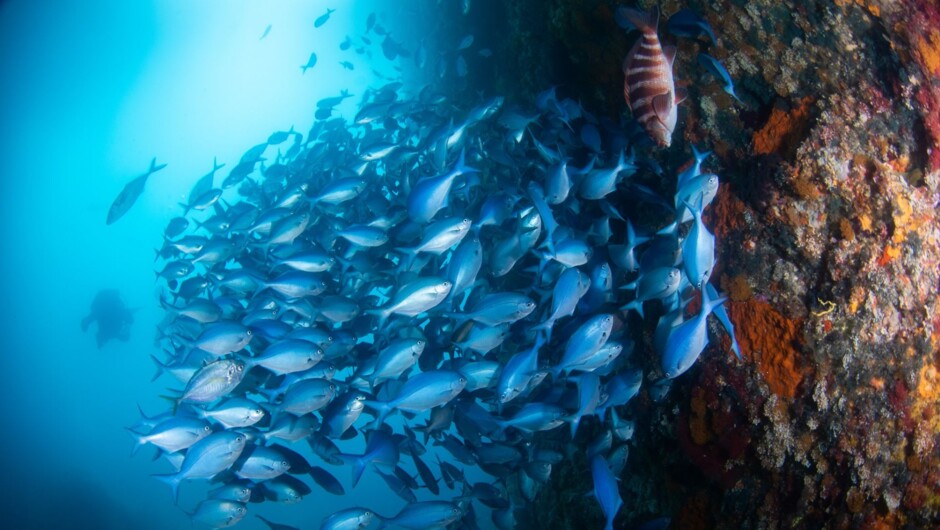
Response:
[493,0,940,527]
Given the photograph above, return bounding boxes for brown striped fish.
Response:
[619,6,679,148]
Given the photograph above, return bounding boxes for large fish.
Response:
[619,7,680,147]
[106,157,166,225]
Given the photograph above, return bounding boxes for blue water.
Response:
[0,2,434,528]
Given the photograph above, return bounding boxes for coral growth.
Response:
[728,299,805,399]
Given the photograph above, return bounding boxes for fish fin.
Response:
[339,426,358,441]
[125,427,146,457]
[363,399,392,425]
[569,415,582,439]
[158,393,181,415]
[664,45,677,66]
[148,157,168,174]
[652,94,673,121]
[676,87,688,104]
[153,473,182,504]
[150,354,168,382]
[338,453,368,488]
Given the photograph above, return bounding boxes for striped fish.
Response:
[620,7,679,148]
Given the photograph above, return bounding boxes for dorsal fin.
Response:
[664,45,677,66]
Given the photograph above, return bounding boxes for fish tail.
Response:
[136,402,152,422]
[569,414,582,439]
[337,453,369,487]
[149,157,168,174]
[394,248,416,271]
[692,145,711,166]
[620,299,644,319]
[125,427,146,457]
[365,309,390,331]
[158,393,181,415]
[454,148,478,176]
[153,472,182,504]
[149,355,168,382]
[364,399,392,425]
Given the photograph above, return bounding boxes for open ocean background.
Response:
[0,2,435,528]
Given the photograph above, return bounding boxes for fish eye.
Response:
[246,329,253,335]
[204,426,212,432]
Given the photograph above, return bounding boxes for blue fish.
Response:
[706,283,742,360]
[567,372,602,437]
[309,466,345,496]
[590,454,623,530]
[698,52,743,103]
[314,8,335,28]
[579,150,636,200]
[377,468,418,503]
[532,267,590,340]
[496,402,567,433]
[445,292,535,326]
[680,197,716,287]
[666,8,716,44]
[596,368,643,418]
[553,314,614,377]
[301,52,318,74]
[320,507,375,530]
[621,267,682,318]
[408,149,477,223]
[580,122,602,153]
[677,145,710,187]
[661,286,727,378]
[365,370,467,424]
[446,235,483,302]
[496,334,544,407]
[107,157,167,225]
[379,501,463,530]
[675,172,719,222]
[154,431,247,503]
[544,159,573,205]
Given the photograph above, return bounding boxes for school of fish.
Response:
[126,5,742,530]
